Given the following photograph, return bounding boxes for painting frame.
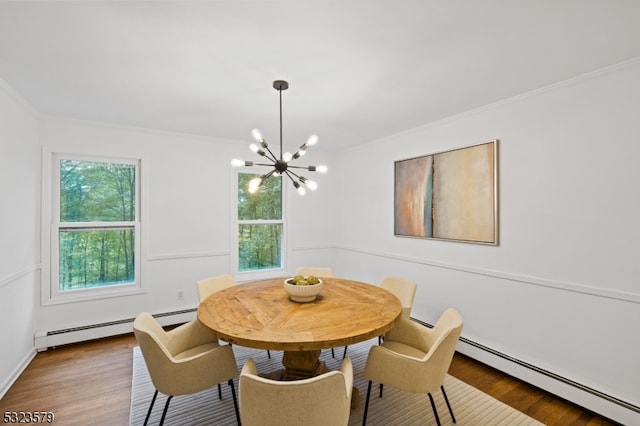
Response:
[394,140,498,245]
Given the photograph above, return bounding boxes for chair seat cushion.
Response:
[174,342,220,360]
[381,340,427,359]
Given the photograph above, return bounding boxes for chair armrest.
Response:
[241,358,258,376]
[166,319,219,355]
[384,317,431,353]
[149,343,238,396]
[340,357,354,399]
[364,344,437,393]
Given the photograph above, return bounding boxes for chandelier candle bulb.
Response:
[251,128,263,143]
[248,177,262,194]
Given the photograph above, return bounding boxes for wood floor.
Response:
[0,333,618,426]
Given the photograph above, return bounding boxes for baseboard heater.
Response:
[34,308,197,351]
[413,318,639,424]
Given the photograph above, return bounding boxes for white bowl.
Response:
[283,279,324,302]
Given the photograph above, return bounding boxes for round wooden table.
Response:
[197,277,402,380]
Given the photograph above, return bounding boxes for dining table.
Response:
[197,276,402,381]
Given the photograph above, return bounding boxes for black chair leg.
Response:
[379,383,384,398]
[267,350,271,359]
[218,383,222,399]
[159,395,173,426]
[441,385,456,423]
[342,345,348,359]
[428,392,441,426]
[143,389,158,426]
[362,380,373,426]
[331,348,335,358]
[228,379,241,425]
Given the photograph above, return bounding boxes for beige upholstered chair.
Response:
[295,266,334,278]
[239,357,353,426]
[196,274,236,302]
[377,276,418,344]
[342,276,418,359]
[380,276,417,319]
[133,312,240,426]
[362,308,463,426]
[197,274,271,359]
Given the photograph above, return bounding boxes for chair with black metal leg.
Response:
[343,275,417,359]
[362,308,463,426]
[133,312,240,426]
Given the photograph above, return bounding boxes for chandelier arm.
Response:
[286,165,315,170]
[285,169,302,180]
[283,170,298,184]
[263,169,277,179]
[260,146,279,162]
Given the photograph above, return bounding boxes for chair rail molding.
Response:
[146,250,230,262]
[0,264,41,289]
[334,245,640,304]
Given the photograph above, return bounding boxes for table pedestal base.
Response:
[281,349,326,380]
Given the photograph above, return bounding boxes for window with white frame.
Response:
[51,155,141,299]
[235,171,284,274]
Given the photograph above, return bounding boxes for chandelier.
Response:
[231,80,327,195]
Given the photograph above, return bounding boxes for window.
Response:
[51,155,141,300]
[236,172,284,274]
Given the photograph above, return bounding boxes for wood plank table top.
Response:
[197,277,403,352]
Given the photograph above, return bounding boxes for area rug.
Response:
[130,339,543,425]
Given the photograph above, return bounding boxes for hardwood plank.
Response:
[448,353,619,425]
[0,334,135,426]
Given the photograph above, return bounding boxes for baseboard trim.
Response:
[0,348,36,400]
[34,308,197,351]
[412,318,639,424]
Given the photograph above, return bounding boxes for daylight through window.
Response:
[237,172,283,272]
[54,157,140,292]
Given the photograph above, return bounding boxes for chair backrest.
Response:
[423,308,463,389]
[295,266,334,278]
[239,357,352,426]
[380,276,417,317]
[196,274,236,302]
[133,312,176,393]
[134,312,238,397]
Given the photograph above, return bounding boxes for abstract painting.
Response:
[394,140,498,244]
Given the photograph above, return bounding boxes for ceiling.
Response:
[1,1,639,152]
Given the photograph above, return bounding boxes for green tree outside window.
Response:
[58,159,137,290]
[237,173,282,271]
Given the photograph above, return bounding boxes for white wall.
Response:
[0,80,40,397]
[331,59,640,423]
[35,117,337,334]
